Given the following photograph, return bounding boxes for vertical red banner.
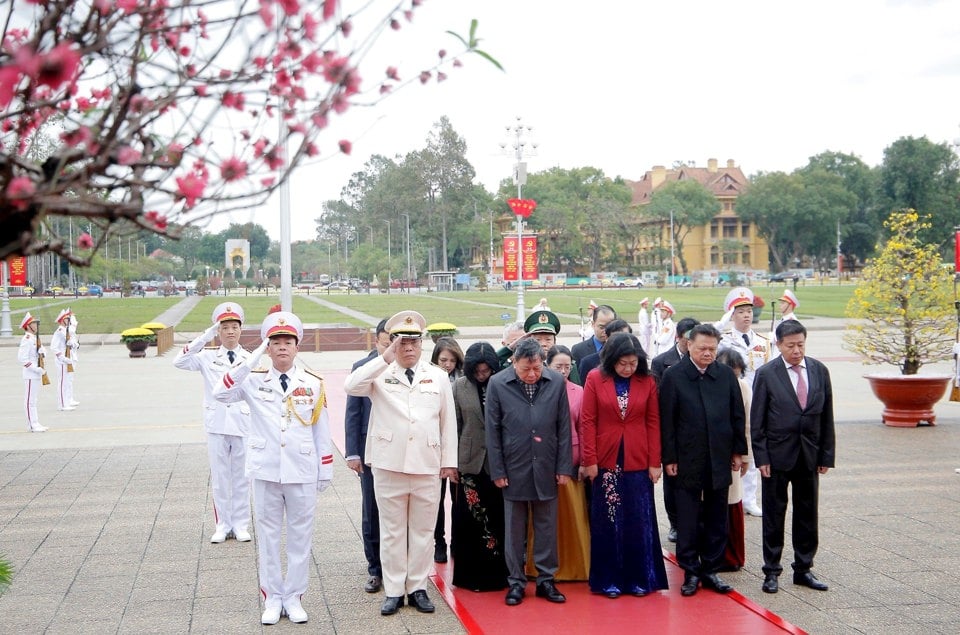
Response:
[7,256,27,286]
[521,236,538,280]
[502,236,519,281]
[954,230,960,273]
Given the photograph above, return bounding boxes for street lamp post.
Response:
[399,213,411,292]
[1,260,12,337]
[500,117,537,321]
[384,220,391,293]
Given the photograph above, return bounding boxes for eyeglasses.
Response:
[551,364,572,371]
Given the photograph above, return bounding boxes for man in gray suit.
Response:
[486,338,572,607]
[752,320,835,594]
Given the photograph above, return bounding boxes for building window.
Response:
[741,222,750,239]
[722,218,737,239]
[710,246,719,266]
[710,221,719,239]
[723,201,733,211]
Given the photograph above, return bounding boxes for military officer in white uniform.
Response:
[214,311,333,626]
[718,287,770,517]
[50,308,79,411]
[18,312,48,432]
[770,290,800,361]
[174,302,252,544]
[344,310,458,617]
[639,297,677,358]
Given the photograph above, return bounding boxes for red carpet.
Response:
[324,368,805,634]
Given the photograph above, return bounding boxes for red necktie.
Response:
[791,365,807,409]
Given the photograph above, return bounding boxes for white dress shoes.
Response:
[30,425,48,433]
[233,529,251,542]
[261,604,281,625]
[58,406,76,411]
[210,530,228,544]
[744,503,763,517]
[283,599,308,623]
[70,400,80,407]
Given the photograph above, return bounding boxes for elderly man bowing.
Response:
[344,311,458,617]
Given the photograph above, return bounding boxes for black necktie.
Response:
[227,350,235,364]
[279,373,289,392]
[742,333,750,347]
[405,368,415,384]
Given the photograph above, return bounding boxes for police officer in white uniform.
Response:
[344,310,458,617]
[717,287,770,517]
[18,312,48,432]
[214,311,333,626]
[50,308,79,411]
[174,302,252,544]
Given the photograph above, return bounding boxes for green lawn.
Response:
[7,296,181,334]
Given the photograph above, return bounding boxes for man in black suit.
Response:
[660,324,748,597]
[575,318,632,386]
[752,320,835,594]
[344,318,390,593]
[650,316,699,543]
[570,304,617,369]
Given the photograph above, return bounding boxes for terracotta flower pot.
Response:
[863,374,951,427]
[125,340,150,358]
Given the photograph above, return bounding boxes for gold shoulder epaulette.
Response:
[252,367,269,373]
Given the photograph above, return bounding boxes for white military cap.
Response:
[724,287,755,311]
[779,289,799,309]
[386,310,426,337]
[260,311,303,342]
[212,302,244,324]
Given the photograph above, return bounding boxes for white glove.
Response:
[66,356,78,368]
[38,364,47,376]
[203,322,220,343]
[245,338,270,370]
[716,308,734,331]
[317,480,332,493]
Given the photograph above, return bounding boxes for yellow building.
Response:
[626,158,768,274]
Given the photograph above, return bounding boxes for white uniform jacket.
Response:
[174,340,251,436]
[50,326,75,368]
[214,364,333,487]
[719,328,771,384]
[18,333,45,380]
[344,356,457,476]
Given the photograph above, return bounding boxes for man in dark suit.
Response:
[752,320,835,594]
[660,324,748,597]
[649,316,699,543]
[486,338,572,607]
[571,304,617,368]
[344,318,390,594]
[576,318,632,386]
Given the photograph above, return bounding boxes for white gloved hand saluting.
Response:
[203,322,220,343]
[245,337,270,370]
[716,308,734,331]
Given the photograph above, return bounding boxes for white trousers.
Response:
[57,364,74,408]
[252,479,317,608]
[207,433,249,533]
[23,378,40,430]
[372,468,440,597]
[742,456,760,507]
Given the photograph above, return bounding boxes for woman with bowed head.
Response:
[450,342,509,591]
[526,345,591,581]
[580,332,668,598]
[430,336,464,562]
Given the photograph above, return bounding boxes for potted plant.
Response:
[844,209,954,426]
[140,321,167,346]
[120,327,156,358]
[426,322,459,343]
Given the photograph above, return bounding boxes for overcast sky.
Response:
[212,0,960,241]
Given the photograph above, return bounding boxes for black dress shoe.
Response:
[667,527,678,543]
[680,574,699,596]
[701,572,733,594]
[434,544,448,563]
[793,571,829,591]
[380,596,404,616]
[407,589,435,613]
[505,584,525,606]
[364,575,382,593]
[762,573,779,594]
[535,580,566,603]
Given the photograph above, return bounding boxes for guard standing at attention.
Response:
[50,308,79,411]
[19,312,48,432]
[174,302,252,544]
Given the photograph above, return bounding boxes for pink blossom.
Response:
[258,2,274,28]
[6,176,36,211]
[194,85,208,97]
[222,91,244,110]
[0,66,21,107]
[305,143,319,157]
[219,157,248,182]
[419,71,431,84]
[437,72,447,82]
[116,146,141,165]
[386,66,399,81]
[453,59,463,68]
[303,13,319,40]
[144,210,168,230]
[340,20,352,37]
[263,147,284,170]
[323,0,337,20]
[302,52,323,74]
[438,49,447,59]
[61,126,93,148]
[164,143,185,165]
[117,0,137,15]
[175,173,206,208]
[77,233,94,249]
[261,177,276,187]
[338,140,352,155]
[404,10,413,22]
[277,0,299,15]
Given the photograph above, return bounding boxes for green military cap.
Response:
[524,310,560,335]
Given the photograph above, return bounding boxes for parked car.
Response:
[85,284,103,296]
[325,281,352,291]
[769,271,800,282]
[619,277,645,288]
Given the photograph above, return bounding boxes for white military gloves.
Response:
[244,338,270,370]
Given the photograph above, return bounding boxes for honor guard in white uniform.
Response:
[769,290,800,361]
[214,311,333,626]
[18,312,48,432]
[717,287,770,517]
[174,302,252,544]
[50,308,79,411]
[639,297,677,358]
[344,310,458,617]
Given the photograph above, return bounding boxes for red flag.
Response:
[507,198,537,218]
[7,256,27,286]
